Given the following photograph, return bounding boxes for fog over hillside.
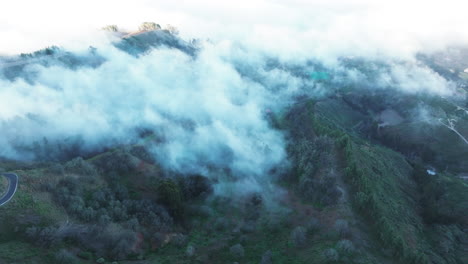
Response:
[1,0,467,195]
[1,2,468,264]
[2,0,468,56]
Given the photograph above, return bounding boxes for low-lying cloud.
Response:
[0,41,302,194]
[2,0,468,57]
[0,0,466,198]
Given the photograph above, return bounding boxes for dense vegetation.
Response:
[1,34,467,264]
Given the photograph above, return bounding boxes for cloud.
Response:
[0,41,293,195]
[0,0,466,199]
[1,0,468,56]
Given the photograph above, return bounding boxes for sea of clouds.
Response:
[0,0,466,198]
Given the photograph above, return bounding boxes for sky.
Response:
[1,0,468,56]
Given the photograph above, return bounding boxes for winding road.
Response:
[0,173,18,206]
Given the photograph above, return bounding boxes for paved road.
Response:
[0,173,18,206]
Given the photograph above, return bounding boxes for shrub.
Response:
[77,251,93,260]
[240,220,256,233]
[80,207,97,222]
[323,248,339,262]
[129,145,153,163]
[260,213,285,232]
[260,250,273,264]
[288,139,317,179]
[196,205,214,217]
[152,232,165,248]
[165,24,179,35]
[157,179,183,219]
[300,172,341,206]
[334,219,350,238]
[55,223,138,261]
[290,226,307,248]
[94,227,137,260]
[109,232,137,260]
[54,249,79,264]
[124,218,140,231]
[179,174,213,200]
[306,217,321,233]
[53,176,173,230]
[102,25,118,32]
[56,177,82,195]
[40,181,55,192]
[288,135,340,206]
[336,239,355,253]
[25,226,60,247]
[54,223,90,244]
[124,199,173,232]
[186,245,195,257]
[230,244,245,258]
[113,184,129,201]
[90,150,138,176]
[244,193,263,221]
[64,157,98,176]
[98,213,112,226]
[171,234,187,247]
[214,217,231,231]
[139,22,161,31]
[48,163,65,175]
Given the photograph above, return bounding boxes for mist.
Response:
[1,0,467,198]
[2,0,468,56]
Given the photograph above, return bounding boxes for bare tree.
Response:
[165,24,179,35]
[230,244,245,258]
[455,105,468,115]
[139,22,161,31]
[102,25,119,32]
[290,226,307,247]
[438,118,468,145]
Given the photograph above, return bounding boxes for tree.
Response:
[64,157,98,177]
[336,239,355,253]
[230,244,245,258]
[139,22,161,31]
[438,117,468,145]
[157,179,183,219]
[334,219,350,238]
[260,250,273,264]
[165,24,179,35]
[179,174,212,200]
[290,226,307,247]
[102,25,119,32]
[323,248,339,262]
[186,245,195,257]
[54,249,79,264]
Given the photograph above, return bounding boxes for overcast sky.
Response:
[1,0,467,55]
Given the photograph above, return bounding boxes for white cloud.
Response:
[0,43,290,178]
[0,0,466,199]
[1,0,468,56]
